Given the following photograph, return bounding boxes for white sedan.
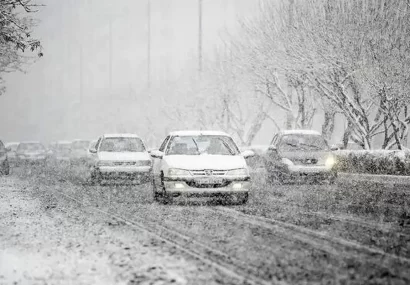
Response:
[150,131,254,204]
[89,134,152,184]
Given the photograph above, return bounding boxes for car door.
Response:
[152,136,170,186]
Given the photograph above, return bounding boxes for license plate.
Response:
[196,178,223,184]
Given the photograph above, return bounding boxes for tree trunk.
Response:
[322,109,336,142]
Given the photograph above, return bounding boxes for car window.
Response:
[17,143,45,152]
[159,136,170,152]
[99,137,145,152]
[278,134,328,151]
[165,135,240,156]
[0,141,5,152]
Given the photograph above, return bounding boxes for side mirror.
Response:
[330,144,340,151]
[268,145,277,152]
[150,150,164,159]
[89,148,97,154]
[241,150,255,159]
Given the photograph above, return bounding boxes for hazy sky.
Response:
[0,0,261,145]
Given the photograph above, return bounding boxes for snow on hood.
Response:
[164,154,247,170]
[98,151,151,161]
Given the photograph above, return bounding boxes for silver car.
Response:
[264,130,337,184]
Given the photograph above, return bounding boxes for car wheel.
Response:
[90,171,101,186]
[237,193,248,205]
[267,171,283,185]
[159,173,172,205]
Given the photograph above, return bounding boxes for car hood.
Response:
[98,151,151,161]
[279,150,331,161]
[164,155,247,170]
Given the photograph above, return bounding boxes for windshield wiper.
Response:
[191,138,201,155]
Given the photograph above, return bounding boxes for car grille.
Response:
[292,158,318,165]
[186,181,231,188]
[190,170,227,176]
[111,161,151,166]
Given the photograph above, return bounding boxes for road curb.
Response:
[338,172,410,185]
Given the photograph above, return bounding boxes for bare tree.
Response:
[0,0,43,94]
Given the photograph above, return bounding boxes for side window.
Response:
[159,136,170,152]
[0,141,4,151]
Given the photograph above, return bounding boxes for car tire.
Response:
[152,179,161,201]
[158,173,173,205]
[267,171,283,185]
[90,171,101,186]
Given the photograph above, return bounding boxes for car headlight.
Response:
[226,168,249,176]
[281,158,294,166]
[325,156,335,168]
[168,168,191,176]
[97,161,113,167]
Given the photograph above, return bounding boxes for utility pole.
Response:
[80,44,83,102]
[198,0,203,75]
[109,17,113,98]
[147,0,151,91]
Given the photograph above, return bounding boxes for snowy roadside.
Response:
[0,176,218,285]
[338,172,410,186]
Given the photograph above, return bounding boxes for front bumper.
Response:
[163,176,250,197]
[93,166,152,182]
[281,165,337,181]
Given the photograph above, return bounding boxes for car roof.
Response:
[19,141,43,144]
[72,139,90,142]
[169,130,230,137]
[56,141,72,145]
[279,130,322,136]
[5,142,19,146]
[102,133,141,138]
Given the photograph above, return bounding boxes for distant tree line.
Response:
[0,0,42,95]
[200,0,410,149]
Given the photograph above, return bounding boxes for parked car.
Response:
[0,140,10,175]
[52,141,72,164]
[16,141,48,165]
[70,139,90,164]
[5,142,19,166]
[150,130,254,204]
[89,134,152,184]
[264,130,337,184]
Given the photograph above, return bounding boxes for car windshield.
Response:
[99,137,145,152]
[166,135,239,156]
[72,141,89,150]
[56,144,71,153]
[279,134,328,151]
[17,143,45,152]
[6,144,18,151]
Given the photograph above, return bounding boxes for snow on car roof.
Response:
[20,141,42,144]
[280,130,322,135]
[103,133,141,138]
[56,141,72,145]
[169,130,230,137]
